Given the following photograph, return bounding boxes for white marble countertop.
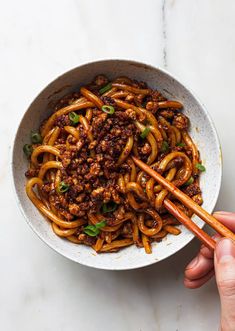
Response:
[1,0,235,330]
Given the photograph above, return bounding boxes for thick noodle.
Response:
[24,75,203,253]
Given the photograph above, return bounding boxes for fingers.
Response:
[214,238,235,330]
[184,237,218,279]
[185,249,214,281]
[213,211,235,232]
[184,211,235,287]
[184,269,215,289]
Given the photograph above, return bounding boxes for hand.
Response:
[184,212,235,331]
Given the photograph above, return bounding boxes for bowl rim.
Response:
[11,58,223,270]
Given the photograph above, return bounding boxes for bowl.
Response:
[12,59,222,270]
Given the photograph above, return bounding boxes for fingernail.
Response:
[216,238,235,263]
[186,255,199,269]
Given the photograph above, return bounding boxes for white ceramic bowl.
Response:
[12,59,222,270]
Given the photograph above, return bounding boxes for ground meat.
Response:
[92,112,108,136]
[76,163,89,175]
[67,135,77,145]
[103,189,112,203]
[110,186,121,204]
[94,75,108,87]
[135,94,145,103]
[101,96,116,106]
[150,90,167,102]
[125,108,136,120]
[27,75,203,251]
[69,202,88,217]
[59,209,74,221]
[85,163,101,180]
[41,183,52,194]
[158,109,175,119]
[75,193,86,203]
[69,203,81,216]
[183,184,201,198]
[122,222,132,235]
[173,113,189,130]
[192,194,203,205]
[54,114,70,127]
[185,147,192,157]
[25,168,39,178]
[67,185,84,200]
[125,94,135,102]
[140,143,151,155]
[91,187,105,200]
[132,80,148,89]
[78,234,96,246]
[146,101,158,113]
[172,145,185,152]
[61,150,73,168]
[88,140,97,149]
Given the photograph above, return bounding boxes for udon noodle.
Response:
[24,75,205,254]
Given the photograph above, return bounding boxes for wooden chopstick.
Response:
[164,198,216,250]
[132,156,235,244]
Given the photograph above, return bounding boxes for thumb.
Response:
[215,238,235,330]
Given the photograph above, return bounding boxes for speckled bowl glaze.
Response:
[12,60,222,270]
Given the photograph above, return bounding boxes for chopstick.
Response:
[132,156,235,248]
[164,198,216,250]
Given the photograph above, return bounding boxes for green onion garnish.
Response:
[176,142,186,147]
[99,83,112,94]
[56,181,70,194]
[31,131,42,144]
[101,105,115,114]
[84,220,106,237]
[23,144,33,158]
[102,201,117,213]
[84,225,99,237]
[69,112,80,125]
[140,127,151,139]
[196,163,206,172]
[161,141,169,152]
[95,220,106,229]
[185,176,194,186]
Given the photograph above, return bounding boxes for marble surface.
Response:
[1,0,235,330]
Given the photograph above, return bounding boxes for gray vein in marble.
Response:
[162,0,167,68]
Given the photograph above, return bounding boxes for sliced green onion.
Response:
[23,144,33,158]
[95,220,106,229]
[84,225,99,237]
[84,220,106,237]
[56,181,70,194]
[102,201,117,213]
[99,83,112,94]
[69,112,80,125]
[184,176,194,186]
[176,142,186,147]
[140,127,151,139]
[101,105,115,114]
[196,163,206,172]
[31,131,42,144]
[161,141,169,152]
